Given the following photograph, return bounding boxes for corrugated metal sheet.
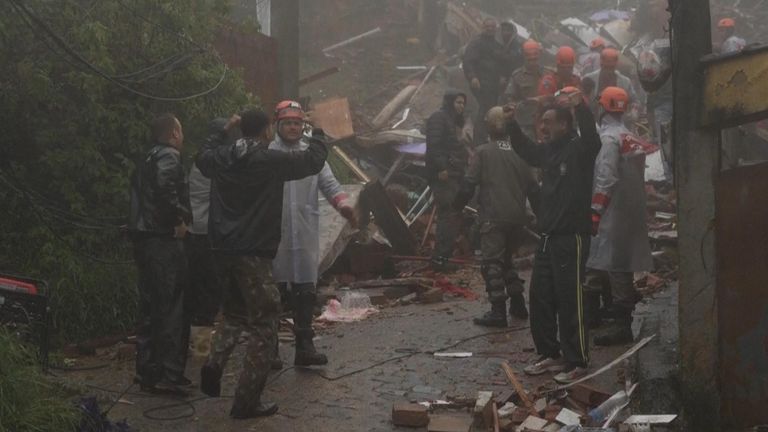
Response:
[716,162,768,428]
[215,27,279,112]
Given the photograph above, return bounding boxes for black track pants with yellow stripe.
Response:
[529,233,590,368]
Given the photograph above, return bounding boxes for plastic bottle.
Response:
[587,390,629,425]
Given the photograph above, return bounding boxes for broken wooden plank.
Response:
[501,361,538,417]
[319,185,363,275]
[372,84,418,129]
[323,27,382,54]
[362,179,417,254]
[332,146,370,183]
[493,402,501,432]
[349,277,430,289]
[310,97,354,140]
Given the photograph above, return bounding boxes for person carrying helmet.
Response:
[538,46,581,97]
[505,39,546,141]
[582,48,637,115]
[579,37,606,76]
[586,87,654,346]
[426,89,469,271]
[506,86,601,384]
[454,106,539,327]
[463,18,510,145]
[269,100,356,367]
[196,108,328,418]
[718,18,746,53]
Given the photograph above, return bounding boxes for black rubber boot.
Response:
[200,362,222,397]
[293,290,328,366]
[508,293,529,320]
[473,302,508,327]
[594,308,634,346]
[230,400,278,419]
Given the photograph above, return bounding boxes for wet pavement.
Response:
[57,268,674,432]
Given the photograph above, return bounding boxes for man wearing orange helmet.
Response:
[718,17,746,53]
[505,39,545,140]
[579,37,606,76]
[197,108,329,418]
[538,46,581,97]
[586,87,654,346]
[583,48,637,115]
[268,100,356,368]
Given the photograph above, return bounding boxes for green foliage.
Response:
[0,0,254,343]
[0,330,80,431]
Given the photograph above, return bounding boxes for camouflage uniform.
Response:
[208,255,280,406]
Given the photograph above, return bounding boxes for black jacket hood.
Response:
[441,89,467,128]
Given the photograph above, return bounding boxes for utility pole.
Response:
[671,0,721,430]
[271,0,300,100]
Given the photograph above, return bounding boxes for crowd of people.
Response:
[125,13,748,421]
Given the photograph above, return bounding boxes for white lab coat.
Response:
[587,116,653,273]
[269,136,345,283]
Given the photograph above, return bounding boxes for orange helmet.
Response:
[590,37,606,50]
[556,46,576,66]
[274,100,304,122]
[522,39,541,59]
[718,18,735,28]
[601,47,620,68]
[599,86,629,113]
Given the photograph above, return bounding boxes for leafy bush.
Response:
[0,0,254,342]
[0,330,80,431]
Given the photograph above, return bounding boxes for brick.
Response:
[543,404,562,422]
[567,383,611,408]
[428,415,472,432]
[511,407,530,424]
[474,391,494,427]
[418,287,444,304]
[392,403,429,427]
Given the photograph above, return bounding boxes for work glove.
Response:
[591,211,601,237]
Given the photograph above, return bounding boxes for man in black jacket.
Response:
[463,18,509,145]
[506,90,602,384]
[196,108,327,419]
[425,90,468,271]
[129,113,192,392]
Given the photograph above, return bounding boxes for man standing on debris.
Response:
[269,100,356,367]
[463,18,509,144]
[538,46,581,97]
[129,113,192,392]
[506,88,601,384]
[506,39,546,141]
[426,90,468,271]
[500,21,524,78]
[196,109,328,418]
[587,87,654,346]
[718,18,746,53]
[579,37,606,77]
[583,48,637,115]
[454,106,539,327]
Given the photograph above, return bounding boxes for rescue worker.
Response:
[500,21,524,78]
[583,48,637,115]
[426,90,468,271]
[579,37,606,76]
[186,118,227,326]
[587,87,654,346]
[538,46,581,97]
[507,88,601,384]
[454,106,539,327]
[196,109,328,418]
[463,18,509,145]
[269,101,356,367]
[129,113,192,392]
[506,39,546,141]
[718,18,746,53]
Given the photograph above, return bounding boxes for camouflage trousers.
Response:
[207,254,280,406]
[480,222,527,303]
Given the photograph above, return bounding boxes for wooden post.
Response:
[671,0,721,429]
[271,0,299,99]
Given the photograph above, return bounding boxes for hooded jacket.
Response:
[129,142,191,237]
[196,128,327,257]
[425,90,468,181]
